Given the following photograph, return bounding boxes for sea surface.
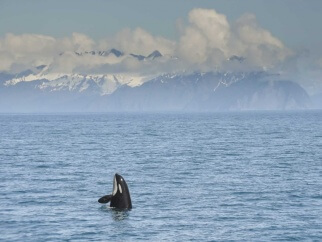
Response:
[0,111,321,241]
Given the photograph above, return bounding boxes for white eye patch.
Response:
[112,177,117,195]
[118,184,122,194]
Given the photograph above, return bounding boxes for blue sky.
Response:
[1,0,321,50]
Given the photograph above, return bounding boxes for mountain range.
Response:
[0,49,319,112]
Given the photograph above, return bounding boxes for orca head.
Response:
[110,173,132,209]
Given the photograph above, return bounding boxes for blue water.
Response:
[1,112,321,241]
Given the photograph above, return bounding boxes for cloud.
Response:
[0,33,55,72]
[0,8,293,75]
[0,33,96,72]
[232,14,291,68]
[99,27,175,56]
[176,9,291,71]
[177,9,230,70]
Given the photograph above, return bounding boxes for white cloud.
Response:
[0,33,55,72]
[0,8,293,74]
[0,33,96,72]
[176,9,291,71]
[188,8,231,53]
[99,28,175,56]
[232,14,291,68]
[67,33,95,52]
[177,9,230,67]
[0,51,14,72]
[234,14,283,48]
[1,33,56,54]
[116,27,175,55]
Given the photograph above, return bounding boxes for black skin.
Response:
[98,194,112,203]
[98,173,132,210]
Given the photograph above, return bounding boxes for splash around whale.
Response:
[98,173,132,210]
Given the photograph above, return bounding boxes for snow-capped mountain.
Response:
[102,71,311,111]
[0,48,314,112]
[5,69,147,95]
[3,48,166,95]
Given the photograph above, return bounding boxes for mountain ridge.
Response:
[101,72,311,112]
[0,48,316,112]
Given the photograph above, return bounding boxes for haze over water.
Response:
[0,111,321,240]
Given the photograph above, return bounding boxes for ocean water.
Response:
[0,112,321,241]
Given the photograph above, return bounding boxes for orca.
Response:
[98,173,132,209]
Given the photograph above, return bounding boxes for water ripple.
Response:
[0,112,321,240]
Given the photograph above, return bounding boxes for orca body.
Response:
[98,173,132,209]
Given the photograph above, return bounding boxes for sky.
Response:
[0,0,322,93]
[1,0,321,49]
